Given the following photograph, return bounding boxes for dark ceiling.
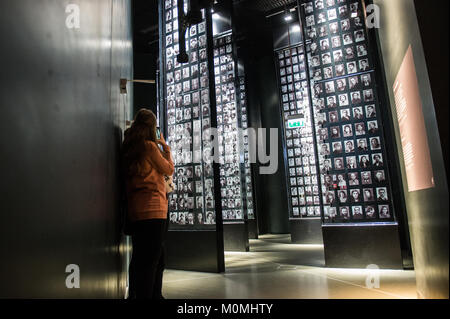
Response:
[234,0,296,12]
[133,0,159,55]
[132,0,297,54]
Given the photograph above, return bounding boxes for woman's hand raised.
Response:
[157,132,167,146]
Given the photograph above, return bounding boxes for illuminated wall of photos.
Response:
[162,1,256,227]
[302,0,395,223]
[163,0,216,228]
[214,33,247,222]
[238,76,255,220]
[276,45,322,219]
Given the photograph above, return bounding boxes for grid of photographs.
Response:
[238,76,255,220]
[302,0,395,223]
[304,0,371,82]
[214,33,246,222]
[164,0,216,228]
[276,45,322,219]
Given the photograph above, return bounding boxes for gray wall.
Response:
[256,54,290,234]
[0,0,133,298]
[374,0,449,298]
[133,53,158,115]
[234,8,290,234]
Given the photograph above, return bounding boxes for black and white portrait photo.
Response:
[338,93,349,106]
[348,172,359,186]
[351,91,362,105]
[331,36,341,48]
[334,157,344,170]
[370,137,381,150]
[349,76,359,89]
[328,8,337,21]
[322,53,332,65]
[352,206,363,219]
[335,64,346,77]
[342,124,353,137]
[372,153,384,167]
[343,33,353,46]
[320,38,330,51]
[341,18,351,31]
[365,104,377,118]
[354,29,365,42]
[346,156,357,169]
[340,108,351,121]
[374,170,386,183]
[359,59,370,71]
[347,61,357,74]
[340,206,350,219]
[361,73,372,86]
[363,188,374,202]
[330,126,341,139]
[357,138,368,151]
[338,5,348,18]
[355,122,366,136]
[379,205,390,219]
[345,140,355,154]
[337,174,347,189]
[324,67,333,79]
[357,44,368,57]
[368,120,379,134]
[366,205,376,218]
[376,187,389,201]
[336,78,347,91]
[361,171,372,185]
[359,155,370,169]
[319,26,328,37]
[327,95,337,108]
[198,21,206,34]
[332,141,343,154]
[330,22,339,34]
[317,12,327,24]
[306,15,315,27]
[363,89,374,102]
[353,107,364,120]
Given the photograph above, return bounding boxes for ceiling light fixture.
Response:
[284,7,292,22]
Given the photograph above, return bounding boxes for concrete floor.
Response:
[162,234,417,299]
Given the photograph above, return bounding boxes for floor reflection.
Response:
[163,234,417,299]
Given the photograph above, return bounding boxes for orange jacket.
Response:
[126,141,174,221]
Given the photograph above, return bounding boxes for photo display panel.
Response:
[276,45,322,219]
[237,75,255,220]
[214,33,248,223]
[302,0,395,223]
[163,0,216,229]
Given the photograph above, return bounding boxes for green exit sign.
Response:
[287,118,305,129]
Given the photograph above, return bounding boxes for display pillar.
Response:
[223,223,249,252]
[247,219,258,239]
[160,0,224,273]
[290,219,323,244]
[296,0,405,268]
[322,223,403,269]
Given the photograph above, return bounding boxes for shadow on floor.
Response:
[224,234,326,273]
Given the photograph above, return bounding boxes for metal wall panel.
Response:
[373,0,449,298]
[0,0,133,298]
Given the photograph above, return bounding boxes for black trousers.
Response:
[128,218,168,299]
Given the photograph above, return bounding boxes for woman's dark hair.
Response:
[122,109,158,176]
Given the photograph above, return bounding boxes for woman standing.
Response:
[123,109,174,299]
